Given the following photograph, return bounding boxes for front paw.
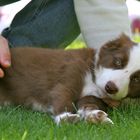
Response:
[80,110,113,124]
[55,112,80,125]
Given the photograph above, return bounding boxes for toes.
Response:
[62,114,80,123]
[85,110,113,124]
[96,110,107,120]
[102,117,114,124]
[55,112,80,125]
[54,110,113,125]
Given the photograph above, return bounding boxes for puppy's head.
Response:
[95,34,140,100]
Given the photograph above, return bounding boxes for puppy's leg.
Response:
[50,84,80,125]
[77,96,113,124]
[50,61,88,125]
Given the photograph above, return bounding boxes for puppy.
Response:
[0,34,139,124]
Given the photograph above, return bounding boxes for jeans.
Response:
[2,0,80,48]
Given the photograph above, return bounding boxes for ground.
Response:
[1,100,140,140]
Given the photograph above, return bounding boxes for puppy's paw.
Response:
[55,112,80,125]
[79,109,113,124]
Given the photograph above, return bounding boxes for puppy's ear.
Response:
[118,33,132,45]
[118,33,137,47]
[102,33,134,50]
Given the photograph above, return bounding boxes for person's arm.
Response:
[0,35,11,78]
[73,0,132,49]
[0,0,19,6]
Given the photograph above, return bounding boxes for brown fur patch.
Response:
[0,48,97,115]
[97,34,134,69]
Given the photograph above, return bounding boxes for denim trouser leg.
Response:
[2,0,80,48]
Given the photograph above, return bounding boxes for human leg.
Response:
[2,0,80,48]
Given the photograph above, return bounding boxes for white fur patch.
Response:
[31,102,54,114]
[54,112,80,125]
[3,101,11,106]
[55,112,71,125]
[0,101,11,109]
[95,44,140,100]
[81,72,106,98]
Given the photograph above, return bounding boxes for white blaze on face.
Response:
[95,44,140,100]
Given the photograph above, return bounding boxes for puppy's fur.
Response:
[0,34,140,124]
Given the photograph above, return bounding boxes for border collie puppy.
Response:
[0,34,139,124]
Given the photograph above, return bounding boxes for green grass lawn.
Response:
[1,39,140,140]
[1,101,140,140]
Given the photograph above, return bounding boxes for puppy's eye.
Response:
[131,76,140,83]
[113,57,122,69]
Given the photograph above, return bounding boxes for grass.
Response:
[1,102,140,140]
[1,39,140,140]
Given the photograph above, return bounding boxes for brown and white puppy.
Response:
[0,34,139,124]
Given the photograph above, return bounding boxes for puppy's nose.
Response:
[105,81,118,94]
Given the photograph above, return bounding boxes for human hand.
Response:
[0,35,11,78]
